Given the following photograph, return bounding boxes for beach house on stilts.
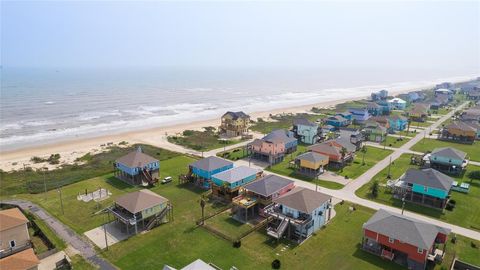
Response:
[114,146,159,186]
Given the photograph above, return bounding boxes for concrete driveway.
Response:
[84,221,130,249]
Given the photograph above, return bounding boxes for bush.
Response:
[445,204,454,211]
[370,181,379,198]
[467,171,480,180]
[449,199,456,205]
[31,156,46,163]
[272,259,281,269]
[233,240,241,248]
[471,242,478,249]
[182,130,195,136]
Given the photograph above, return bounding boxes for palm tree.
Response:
[361,145,367,165]
[340,147,348,168]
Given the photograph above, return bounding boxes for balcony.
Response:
[232,194,257,208]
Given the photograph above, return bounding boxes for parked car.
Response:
[161,176,172,184]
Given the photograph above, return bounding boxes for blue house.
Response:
[388,115,408,131]
[429,147,468,176]
[391,168,454,209]
[376,100,392,115]
[188,156,234,189]
[266,187,332,243]
[325,115,350,128]
[348,108,370,123]
[337,112,353,121]
[292,118,319,144]
[114,146,160,185]
[366,102,381,116]
[211,166,262,201]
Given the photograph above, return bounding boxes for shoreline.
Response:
[0,81,463,171]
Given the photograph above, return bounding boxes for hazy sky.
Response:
[2,1,479,72]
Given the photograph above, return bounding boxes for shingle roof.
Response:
[263,130,297,144]
[181,259,216,270]
[189,156,233,171]
[223,111,250,120]
[293,118,317,127]
[0,248,40,270]
[273,187,331,213]
[211,166,261,184]
[332,138,356,153]
[363,209,450,250]
[431,147,467,160]
[0,208,29,231]
[446,121,477,132]
[328,115,348,122]
[295,152,329,163]
[116,147,158,168]
[115,189,168,214]
[244,174,294,197]
[402,168,454,191]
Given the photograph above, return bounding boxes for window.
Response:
[9,240,16,248]
[424,186,428,192]
[417,247,423,254]
[388,237,394,243]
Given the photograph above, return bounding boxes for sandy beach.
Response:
[0,85,445,171]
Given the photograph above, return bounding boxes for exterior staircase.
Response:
[145,204,170,230]
[267,217,289,239]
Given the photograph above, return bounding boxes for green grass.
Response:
[250,113,324,134]
[30,212,67,250]
[168,130,243,151]
[205,210,254,238]
[0,144,180,195]
[356,154,480,230]
[265,144,344,190]
[383,135,411,148]
[330,146,393,179]
[409,120,432,128]
[216,146,249,161]
[70,255,98,270]
[411,139,480,162]
[29,227,49,254]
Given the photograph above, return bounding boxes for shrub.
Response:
[272,259,281,269]
[233,240,241,248]
[370,180,379,198]
[467,170,480,180]
[31,156,46,163]
[445,204,454,211]
[471,242,478,249]
[449,199,456,205]
[182,130,195,136]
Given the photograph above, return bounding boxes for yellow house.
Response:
[0,208,31,258]
[220,111,250,137]
[294,152,329,178]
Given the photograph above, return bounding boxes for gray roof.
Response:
[189,156,233,171]
[333,138,356,153]
[431,147,467,160]
[163,259,216,270]
[263,129,297,144]
[363,209,450,250]
[295,152,329,163]
[402,168,454,191]
[446,121,477,132]
[273,187,331,213]
[293,118,317,127]
[116,147,158,168]
[115,189,168,214]
[328,115,348,122]
[244,174,294,197]
[222,111,250,120]
[211,166,261,184]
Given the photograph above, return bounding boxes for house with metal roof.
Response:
[362,209,450,270]
[220,111,251,137]
[292,118,319,144]
[389,168,454,209]
[114,146,160,186]
[211,166,263,201]
[362,120,388,142]
[188,156,234,189]
[0,208,32,259]
[294,152,329,178]
[428,147,468,176]
[107,189,171,235]
[348,107,371,124]
[388,97,407,110]
[325,115,350,128]
[232,174,295,223]
[265,187,332,243]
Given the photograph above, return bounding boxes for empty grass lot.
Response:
[250,113,324,134]
[168,129,243,151]
[412,138,480,162]
[356,154,480,231]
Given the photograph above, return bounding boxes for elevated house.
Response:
[232,175,295,223]
[337,127,364,150]
[388,115,408,131]
[370,116,393,133]
[294,152,329,178]
[336,111,353,121]
[108,189,171,234]
[371,89,389,101]
[362,209,450,270]
[409,103,430,122]
[366,102,382,116]
[219,111,250,137]
[325,115,350,128]
[249,130,297,165]
[308,139,355,168]
[265,187,332,243]
[466,90,480,100]
[163,259,218,270]
[434,88,454,97]
[363,121,388,142]
[376,100,392,115]
[188,156,234,189]
[211,166,263,201]
[388,98,407,110]
[0,208,32,259]
[348,107,371,124]
[460,108,480,122]
[439,121,476,144]
[292,118,319,144]
[428,147,468,176]
[463,121,480,139]
[114,147,159,186]
[389,168,454,209]
[0,248,40,270]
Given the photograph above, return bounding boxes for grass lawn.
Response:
[168,129,243,151]
[356,154,480,230]
[250,113,324,134]
[397,130,420,137]
[331,146,393,179]
[205,210,254,238]
[29,227,49,254]
[70,255,98,270]
[265,144,344,190]
[383,135,411,148]
[409,120,432,128]
[411,139,480,162]
[431,107,451,115]
[30,212,67,250]
[216,146,248,161]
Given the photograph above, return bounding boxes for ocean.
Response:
[0,67,475,151]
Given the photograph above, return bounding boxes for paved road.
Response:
[2,200,117,270]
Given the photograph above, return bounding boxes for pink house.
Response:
[248,138,285,165]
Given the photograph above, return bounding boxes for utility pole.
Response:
[401,194,406,215]
[103,214,109,250]
[43,167,48,199]
[387,156,392,179]
[200,198,206,225]
[57,188,64,215]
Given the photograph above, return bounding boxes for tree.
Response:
[340,147,348,166]
[370,180,379,198]
[361,145,367,165]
